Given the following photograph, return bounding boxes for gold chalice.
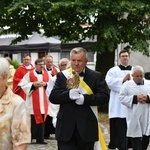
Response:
[66,70,80,89]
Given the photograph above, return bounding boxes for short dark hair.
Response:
[23,53,31,58]
[119,49,130,57]
[35,58,44,65]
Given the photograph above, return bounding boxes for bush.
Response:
[11,60,20,69]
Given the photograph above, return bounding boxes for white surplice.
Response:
[105,66,133,118]
[46,76,60,117]
[19,70,49,114]
[119,79,150,137]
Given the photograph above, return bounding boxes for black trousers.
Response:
[31,114,45,143]
[141,135,150,150]
[131,137,142,150]
[108,118,129,150]
[44,115,55,138]
[130,135,150,150]
[57,124,94,150]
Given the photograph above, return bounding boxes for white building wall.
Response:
[130,51,150,72]
[31,53,38,66]
[12,53,21,64]
[11,47,150,73]
[50,52,60,67]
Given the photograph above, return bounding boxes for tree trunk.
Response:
[95,51,115,77]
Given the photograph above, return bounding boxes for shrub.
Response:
[11,60,20,69]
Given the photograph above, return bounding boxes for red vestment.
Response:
[13,64,34,100]
[30,70,49,124]
[44,66,59,76]
[51,66,59,76]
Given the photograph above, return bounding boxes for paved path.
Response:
[27,135,57,150]
[27,123,109,150]
[27,123,150,150]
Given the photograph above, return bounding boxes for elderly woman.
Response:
[0,57,31,150]
[5,56,16,89]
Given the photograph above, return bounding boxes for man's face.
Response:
[35,62,44,71]
[70,51,88,73]
[119,52,130,66]
[59,60,69,71]
[23,56,31,66]
[45,57,53,68]
[132,71,144,83]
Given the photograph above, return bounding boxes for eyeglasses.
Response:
[61,64,67,66]
[120,55,129,58]
[23,59,31,61]
[37,64,44,66]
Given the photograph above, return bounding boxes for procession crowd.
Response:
[0,47,150,150]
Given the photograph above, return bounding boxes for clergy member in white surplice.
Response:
[46,58,69,128]
[119,65,150,150]
[19,58,49,145]
[105,49,133,150]
[43,55,60,139]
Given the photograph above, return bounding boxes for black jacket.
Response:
[49,67,109,142]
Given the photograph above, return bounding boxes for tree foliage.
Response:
[0,0,149,74]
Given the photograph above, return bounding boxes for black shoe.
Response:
[44,135,50,139]
[36,141,47,144]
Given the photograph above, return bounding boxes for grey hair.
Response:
[44,54,53,59]
[70,47,88,59]
[0,57,10,80]
[132,65,144,74]
[59,58,69,65]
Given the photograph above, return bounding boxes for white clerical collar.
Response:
[25,65,32,69]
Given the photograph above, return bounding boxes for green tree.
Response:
[0,0,149,75]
